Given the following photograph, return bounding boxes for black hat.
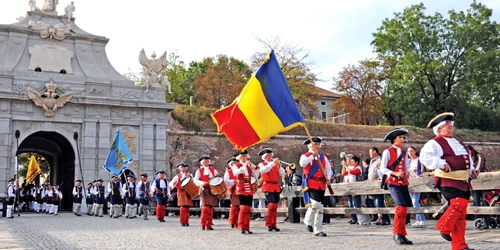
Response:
[303,136,323,145]
[75,180,82,183]
[126,175,135,179]
[198,155,210,162]
[258,148,273,156]
[156,170,165,175]
[233,149,248,157]
[87,182,93,186]
[383,128,408,142]
[8,179,14,183]
[427,112,454,128]
[141,173,148,178]
[177,162,189,168]
[226,157,238,164]
[97,179,103,182]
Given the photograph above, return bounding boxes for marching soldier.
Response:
[136,173,151,220]
[300,137,332,237]
[258,148,286,232]
[45,184,53,214]
[170,162,194,226]
[72,180,84,216]
[52,185,63,215]
[41,184,48,213]
[6,179,15,219]
[86,182,95,216]
[194,155,219,231]
[224,157,240,228]
[152,170,170,222]
[232,150,259,234]
[92,179,106,217]
[380,128,412,245]
[123,175,138,219]
[107,175,124,219]
[420,113,479,250]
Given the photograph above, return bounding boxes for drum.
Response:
[209,177,227,195]
[181,177,200,199]
[251,177,257,192]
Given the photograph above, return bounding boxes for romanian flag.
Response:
[212,50,304,150]
[26,155,41,183]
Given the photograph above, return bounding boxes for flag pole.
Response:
[303,125,334,195]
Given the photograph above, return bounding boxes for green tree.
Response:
[372,1,500,128]
[250,36,320,118]
[164,51,195,105]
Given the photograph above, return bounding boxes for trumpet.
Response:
[276,158,296,170]
[248,162,260,171]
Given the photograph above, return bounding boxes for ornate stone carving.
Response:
[138,49,171,93]
[87,106,110,117]
[27,79,72,117]
[41,0,58,14]
[88,86,109,97]
[112,88,142,99]
[28,44,74,73]
[29,0,39,11]
[28,20,73,40]
[110,107,124,117]
[54,122,79,134]
[0,78,11,91]
[11,100,31,112]
[64,1,75,21]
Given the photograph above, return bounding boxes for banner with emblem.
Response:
[103,129,133,176]
[26,155,41,183]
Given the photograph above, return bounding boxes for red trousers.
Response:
[238,205,251,231]
[156,205,166,220]
[436,197,469,250]
[229,205,239,226]
[180,207,190,225]
[266,203,278,228]
[200,206,214,228]
[393,205,408,235]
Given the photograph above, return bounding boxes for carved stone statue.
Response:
[27,79,73,117]
[28,20,73,40]
[29,0,39,11]
[41,0,58,12]
[138,49,171,93]
[64,1,75,21]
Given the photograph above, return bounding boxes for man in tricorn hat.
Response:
[72,180,84,216]
[6,179,16,218]
[86,181,95,216]
[258,148,286,232]
[153,170,170,222]
[170,162,194,226]
[420,112,478,250]
[123,175,137,219]
[380,128,412,245]
[224,157,240,228]
[136,173,151,220]
[194,155,219,230]
[92,179,106,217]
[107,175,124,219]
[232,150,259,234]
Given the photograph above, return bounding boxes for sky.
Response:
[1,0,499,91]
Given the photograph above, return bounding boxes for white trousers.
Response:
[304,199,324,234]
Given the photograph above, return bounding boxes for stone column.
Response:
[0,117,12,194]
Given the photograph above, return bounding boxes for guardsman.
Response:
[86,181,95,216]
[107,175,124,219]
[258,148,286,232]
[136,173,151,220]
[123,175,137,219]
[52,185,63,215]
[380,128,412,245]
[92,179,106,217]
[6,179,15,218]
[224,157,240,228]
[45,184,53,214]
[300,137,332,237]
[233,150,259,234]
[72,180,84,216]
[420,113,479,250]
[194,155,219,230]
[170,162,194,226]
[152,170,170,222]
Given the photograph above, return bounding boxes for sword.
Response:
[432,203,448,218]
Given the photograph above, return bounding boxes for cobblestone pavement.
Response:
[1,213,499,250]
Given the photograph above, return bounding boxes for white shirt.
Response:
[224,166,236,187]
[194,166,219,187]
[419,137,475,172]
[72,186,84,197]
[169,172,190,189]
[153,179,171,196]
[107,181,124,196]
[299,151,333,179]
[231,161,259,179]
[122,182,136,195]
[53,190,63,199]
[136,181,150,195]
[380,145,411,176]
[258,160,286,177]
[7,184,15,197]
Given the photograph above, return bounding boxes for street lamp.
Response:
[14,130,20,217]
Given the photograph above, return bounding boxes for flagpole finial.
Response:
[263,51,273,64]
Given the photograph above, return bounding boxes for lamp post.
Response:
[14,130,20,217]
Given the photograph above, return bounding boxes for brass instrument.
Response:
[248,162,260,171]
[278,160,296,170]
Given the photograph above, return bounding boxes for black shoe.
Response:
[231,224,235,228]
[440,233,452,242]
[393,234,405,245]
[241,229,246,234]
[186,224,189,227]
[305,225,313,232]
[99,215,103,217]
[380,221,390,226]
[129,217,134,219]
[246,230,253,234]
[76,214,82,216]
[315,232,327,237]
[460,248,474,250]
[94,214,98,217]
[144,218,148,220]
[207,227,214,230]
[133,216,137,219]
[273,227,280,232]
[283,216,289,222]
[126,216,129,219]
[160,220,165,222]
[268,227,273,232]
[202,226,205,230]
[401,236,413,245]
[347,220,353,224]
[349,221,357,224]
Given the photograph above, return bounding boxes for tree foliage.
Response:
[250,36,320,118]
[332,59,386,125]
[192,55,252,108]
[372,1,500,130]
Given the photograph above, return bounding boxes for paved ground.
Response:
[1,213,499,250]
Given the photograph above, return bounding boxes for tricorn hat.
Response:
[140,173,148,178]
[111,175,118,178]
[177,162,189,169]
[258,148,273,156]
[233,149,248,157]
[226,157,238,165]
[126,175,135,179]
[156,170,165,175]
[427,112,454,128]
[97,179,103,182]
[383,128,408,142]
[198,155,210,162]
[75,180,82,183]
[303,136,323,145]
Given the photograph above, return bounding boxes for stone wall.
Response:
[165,131,500,178]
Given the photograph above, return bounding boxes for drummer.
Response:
[169,162,194,226]
[224,157,241,228]
[194,155,220,230]
[258,148,286,232]
[233,150,260,234]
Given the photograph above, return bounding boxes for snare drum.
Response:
[251,177,257,192]
[209,177,227,195]
[181,177,200,199]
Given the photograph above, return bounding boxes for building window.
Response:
[321,101,326,106]
[321,112,327,121]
